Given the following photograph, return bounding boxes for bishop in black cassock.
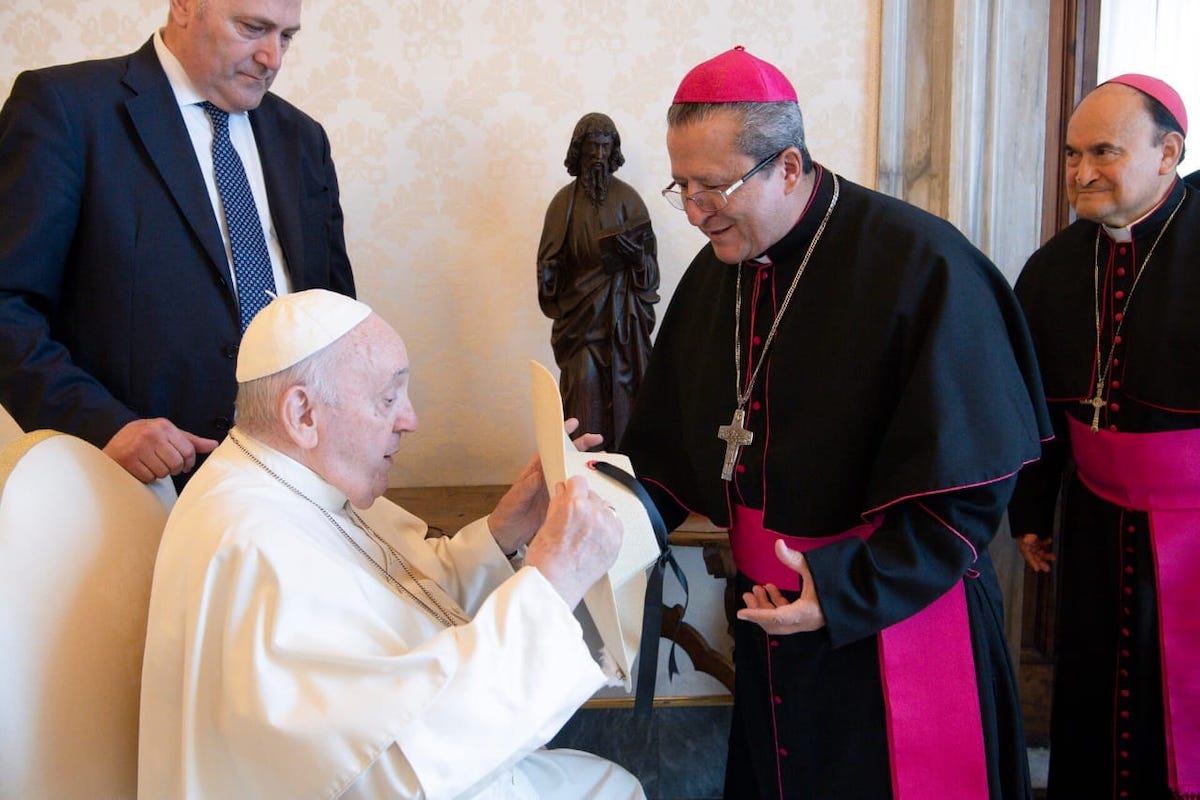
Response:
[1010,74,1200,800]
[620,47,1050,800]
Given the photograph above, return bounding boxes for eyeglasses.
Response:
[662,149,785,213]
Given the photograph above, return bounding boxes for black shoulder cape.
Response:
[620,168,1051,534]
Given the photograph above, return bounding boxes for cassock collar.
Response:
[229,426,349,512]
[1102,177,1184,243]
[763,163,832,266]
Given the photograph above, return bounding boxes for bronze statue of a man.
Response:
[537,113,660,447]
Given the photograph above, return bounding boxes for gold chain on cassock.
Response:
[1083,188,1186,433]
[718,174,840,481]
[229,431,466,628]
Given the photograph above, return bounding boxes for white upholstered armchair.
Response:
[0,431,174,799]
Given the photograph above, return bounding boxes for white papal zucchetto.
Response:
[236,289,373,383]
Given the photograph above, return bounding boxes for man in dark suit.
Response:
[0,0,355,486]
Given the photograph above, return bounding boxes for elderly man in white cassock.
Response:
[137,289,645,799]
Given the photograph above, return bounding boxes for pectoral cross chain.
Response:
[718,408,754,481]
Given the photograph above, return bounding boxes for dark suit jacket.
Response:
[0,38,355,455]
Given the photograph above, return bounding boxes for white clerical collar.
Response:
[229,427,349,512]
[1103,220,1135,244]
[1101,182,1176,243]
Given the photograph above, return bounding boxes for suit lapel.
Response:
[120,40,235,306]
[251,102,306,289]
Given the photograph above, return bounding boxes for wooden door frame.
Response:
[1028,0,1101,653]
[1041,0,1102,243]
[1021,0,1102,746]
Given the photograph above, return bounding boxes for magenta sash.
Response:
[730,505,989,800]
[1068,416,1200,797]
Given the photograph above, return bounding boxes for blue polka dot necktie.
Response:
[201,101,277,333]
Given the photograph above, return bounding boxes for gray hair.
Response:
[234,341,343,435]
[667,101,814,174]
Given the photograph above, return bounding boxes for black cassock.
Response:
[620,166,1049,799]
[1010,176,1200,799]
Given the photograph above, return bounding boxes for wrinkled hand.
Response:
[102,418,218,483]
[488,454,548,554]
[736,540,826,635]
[487,418,603,554]
[1017,533,1055,573]
[524,474,622,609]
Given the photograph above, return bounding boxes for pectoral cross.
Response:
[1081,383,1106,433]
[718,408,754,481]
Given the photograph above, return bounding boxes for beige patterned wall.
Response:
[0,0,881,487]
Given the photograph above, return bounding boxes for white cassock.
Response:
[138,430,644,799]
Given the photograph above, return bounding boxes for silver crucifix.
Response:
[717,408,754,481]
